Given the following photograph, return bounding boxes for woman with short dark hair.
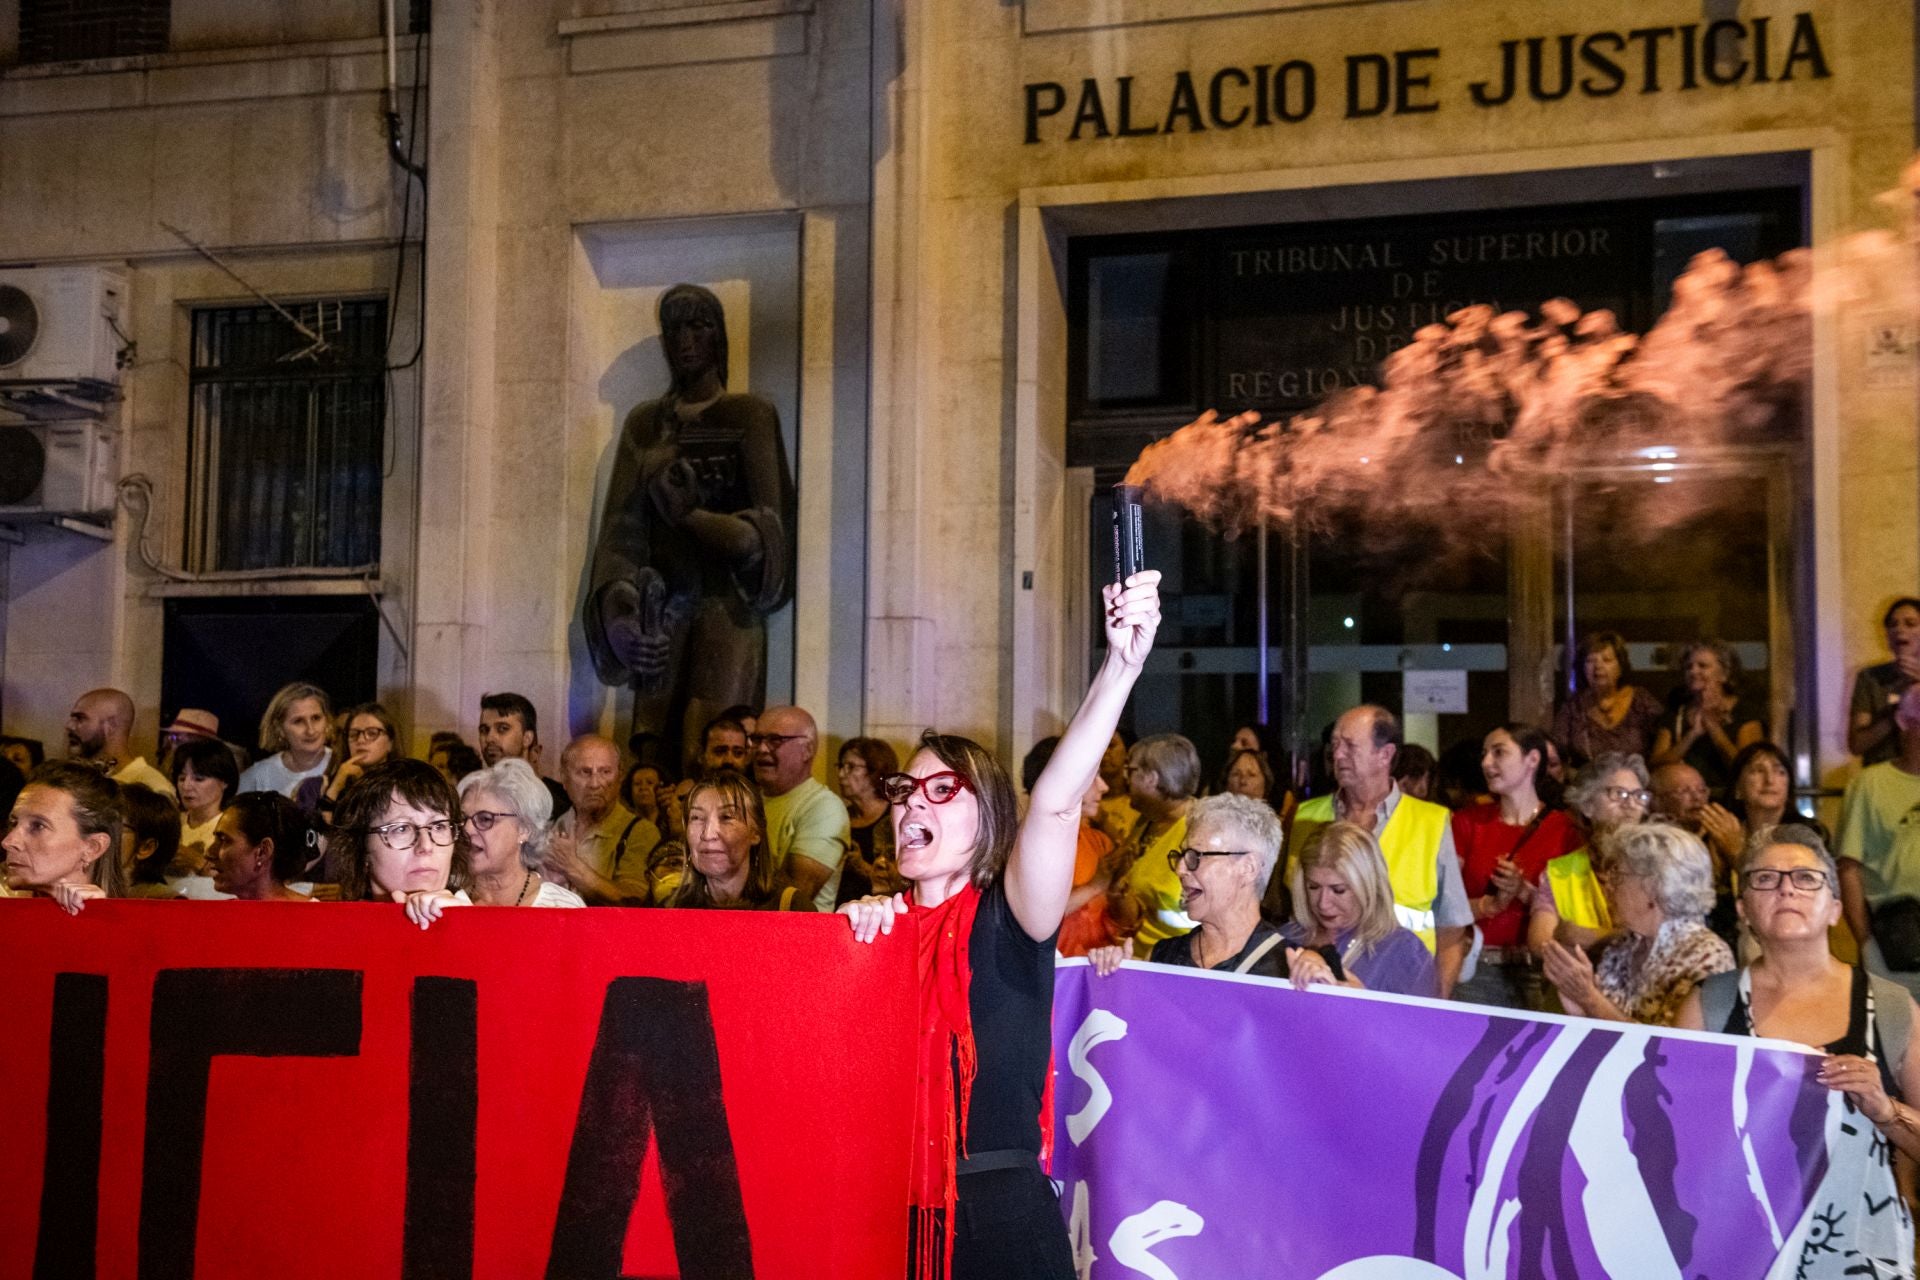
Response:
[1850,597,1920,764]
[210,792,318,901]
[1552,630,1663,766]
[3,762,126,912]
[333,759,472,927]
[169,736,240,897]
[121,782,182,899]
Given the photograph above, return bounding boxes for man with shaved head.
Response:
[67,688,174,799]
[545,734,657,905]
[751,706,849,911]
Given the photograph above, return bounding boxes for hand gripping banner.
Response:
[1050,961,1906,1280]
[0,901,917,1280]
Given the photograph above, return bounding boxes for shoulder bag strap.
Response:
[1234,933,1286,974]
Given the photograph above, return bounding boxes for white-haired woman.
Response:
[1544,823,1733,1026]
[1528,752,1652,956]
[1677,826,1920,1279]
[458,758,584,908]
[1281,821,1439,998]
[1089,793,1336,985]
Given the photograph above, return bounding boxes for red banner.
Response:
[0,900,918,1279]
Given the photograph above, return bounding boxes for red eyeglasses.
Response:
[878,771,972,805]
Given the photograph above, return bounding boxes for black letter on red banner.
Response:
[137,969,362,1280]
[33,973,108,1280]
[405,977,478,1280]
[545,978,753,1279]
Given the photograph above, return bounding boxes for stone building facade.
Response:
[0,0,1912,807]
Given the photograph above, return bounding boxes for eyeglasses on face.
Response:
[879,771,972,805]
[1167,847,1251,874]
[1744,867,1831,893]
[462,810,517,834]
[348,726,390,742]
[1603,786,1654,807]
[371,818,457,851]
[748,733,806,750]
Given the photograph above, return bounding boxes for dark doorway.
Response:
[160,596,378,756]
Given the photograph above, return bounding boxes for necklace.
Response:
[517,869,535,905]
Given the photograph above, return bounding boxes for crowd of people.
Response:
[8,592,1920,1277]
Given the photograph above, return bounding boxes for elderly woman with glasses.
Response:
[457,758,583,908]
[1543,823,1733,1026]
[1528,752,1652,957]
[1085,793,1336,985]
[1677,825,1920,1277]
[333,759,472,928]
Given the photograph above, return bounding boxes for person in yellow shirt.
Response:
[1118,733,1200,957]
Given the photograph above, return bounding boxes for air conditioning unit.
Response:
[0,420,119,522]
[0,266,128,388]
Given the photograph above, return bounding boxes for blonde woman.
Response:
[1280,820,1438,997]
[237,682,334,799]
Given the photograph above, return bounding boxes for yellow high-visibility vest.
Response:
[1544,847,1611,933]
[1291,791,1446,951]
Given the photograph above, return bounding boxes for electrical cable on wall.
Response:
[113,474,411,664]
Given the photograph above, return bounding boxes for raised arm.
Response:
[1004,571,1162,941]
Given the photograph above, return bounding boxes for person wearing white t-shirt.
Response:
[237,682,333,800]
[751,706,849,911]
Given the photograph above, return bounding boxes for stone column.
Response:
[408,0,502,750]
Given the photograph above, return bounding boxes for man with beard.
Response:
[67,688,174,799]
[477,692,569,820]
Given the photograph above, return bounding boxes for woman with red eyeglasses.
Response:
[842,570,1162,1280]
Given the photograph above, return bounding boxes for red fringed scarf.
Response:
[909,885,1056,1280]
[912,884,981,1280]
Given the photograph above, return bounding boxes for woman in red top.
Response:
[1451,723,1581,1010]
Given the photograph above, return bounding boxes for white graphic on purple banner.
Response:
[1049,961,1910,1280]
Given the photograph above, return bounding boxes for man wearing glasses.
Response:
[751,706,849,912]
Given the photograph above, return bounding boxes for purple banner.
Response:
[1049,961,1899,1280]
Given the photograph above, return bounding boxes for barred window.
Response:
[18,0,170,64]
[186,300,387,573]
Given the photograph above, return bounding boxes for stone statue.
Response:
[584,284,795,762]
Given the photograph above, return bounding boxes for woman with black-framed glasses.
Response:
[333,759,473,928]
[1677,825,1920,1276]
[841,569,1163,1280]
[457,759,584,908]
[1085,793,1339,986]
